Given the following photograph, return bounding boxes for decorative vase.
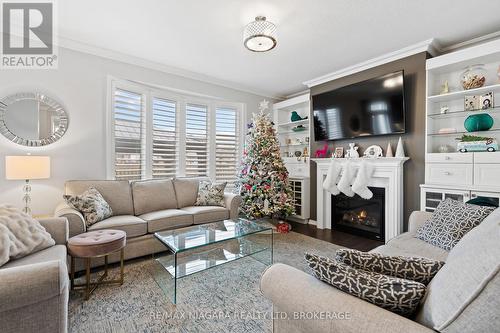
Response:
[291,111,302,122]
[464,113,494,132]
[460,64,487,90]
[395,137,405,158]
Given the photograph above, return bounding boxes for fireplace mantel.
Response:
[313,157,409,242]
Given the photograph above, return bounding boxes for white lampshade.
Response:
[5,156,51,180]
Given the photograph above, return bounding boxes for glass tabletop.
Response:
[154,219,271,253]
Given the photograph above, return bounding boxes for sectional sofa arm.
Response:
[260,263,434,333]
[224,193,242,219]
[38,217,69,245]
[408,211,432,233]
[0,260,68,313]
[54,201,86,237]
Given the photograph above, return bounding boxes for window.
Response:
[215,107,239,186]
[152,97,177,179]
[108,80,244,185]
[112,88,145,180]
[185,103,208,177]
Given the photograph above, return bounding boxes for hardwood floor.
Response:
[288,221,384,252]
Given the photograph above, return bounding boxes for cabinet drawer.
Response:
[474,164,500,187]
[474,152,500,164]
[426,153,473,164]
[425,163,473,185]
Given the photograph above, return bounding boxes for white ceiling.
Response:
[58,0,500,98]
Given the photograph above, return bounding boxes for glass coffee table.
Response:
[151,219,273,304]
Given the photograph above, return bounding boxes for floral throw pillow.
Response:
[305,253,426,316]
[64,187,113,227]
[194,181,226,207]
[415,198,494,251]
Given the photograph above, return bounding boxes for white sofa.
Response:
[261,209,500,333]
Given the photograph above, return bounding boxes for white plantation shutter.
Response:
[185,103,208,177]
[215,107,239,186]
[113,88,146,180]
[152,97,177,178]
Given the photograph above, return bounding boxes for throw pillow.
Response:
[335,248,445,285]
[0,204,55,267]
[64,187,113,227]
[194,181,226,207]
[305,253,426,316]
[415,198,494,251]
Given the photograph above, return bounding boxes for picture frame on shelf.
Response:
[464,95,480,111]
[480,92,493,110]
[334,147,344,158]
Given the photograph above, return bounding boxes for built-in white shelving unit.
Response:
[273,93,311,223]
[422,38,500,210]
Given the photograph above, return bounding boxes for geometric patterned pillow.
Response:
[415,198,494,251]
[194,181,227,207]
[305,253,426,316]
[335,249,445,285]
[63,187,113,227]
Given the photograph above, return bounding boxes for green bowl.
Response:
[464,113,494,132]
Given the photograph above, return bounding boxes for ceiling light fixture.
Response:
[243,16,277,52]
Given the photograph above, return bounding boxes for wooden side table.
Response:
[67,229,126,300]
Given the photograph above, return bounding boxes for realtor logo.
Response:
[1,0,58,68]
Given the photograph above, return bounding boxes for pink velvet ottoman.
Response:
[67,229,126,300]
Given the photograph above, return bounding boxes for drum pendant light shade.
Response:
[244,16,277,52]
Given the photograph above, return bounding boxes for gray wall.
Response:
[310,52,428,230]
[0,47,273,215]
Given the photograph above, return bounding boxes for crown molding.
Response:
[303,39,440,88]
[56,36,282,100]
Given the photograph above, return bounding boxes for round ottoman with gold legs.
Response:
[67,229,126,300]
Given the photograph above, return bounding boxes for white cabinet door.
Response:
[425,163,473,186]
[421,187,470,212]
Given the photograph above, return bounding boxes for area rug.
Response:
[69,231,342,333]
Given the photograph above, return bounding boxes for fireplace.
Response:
[331,187,385,241]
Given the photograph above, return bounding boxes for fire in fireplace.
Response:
[331,187,385,241]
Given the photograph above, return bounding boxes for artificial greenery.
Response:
[456,134,493,142]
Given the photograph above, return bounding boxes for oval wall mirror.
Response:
[0,92,68,146]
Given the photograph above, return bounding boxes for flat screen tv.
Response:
[313,71,406,141]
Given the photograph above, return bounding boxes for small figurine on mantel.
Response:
[440,80,449,95]
[345,142,359,158]
[386,142,393,157]
[395,137,406,158]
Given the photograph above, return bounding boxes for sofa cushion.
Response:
[180,206,229,224]
[87,215,147,238]
[131,179,177,215]
[64,187,113,227]
[173,177,209,208]
[336,249,445,285]
[140,209,193,233]
[65,180,134,215]
[0,205,55,267]
[415,198,494,251]
[305,253,426,316]
[372,231,449,262]
[195,181,227,207]
[416,207,500,332]
[1,245,66,269]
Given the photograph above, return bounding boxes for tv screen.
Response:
[313,71,406,141]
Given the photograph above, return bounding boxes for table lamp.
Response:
[5,155,51,215]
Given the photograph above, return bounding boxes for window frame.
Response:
[106,77,246,183]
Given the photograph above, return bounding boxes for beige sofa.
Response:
[55,178,242,269]
[261,209,500,333]
[0,217,69,333]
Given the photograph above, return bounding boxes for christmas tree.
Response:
[237,100,295,220]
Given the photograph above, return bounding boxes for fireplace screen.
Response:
[331,187,385,241]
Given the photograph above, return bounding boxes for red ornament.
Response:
[276,222,291,234]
